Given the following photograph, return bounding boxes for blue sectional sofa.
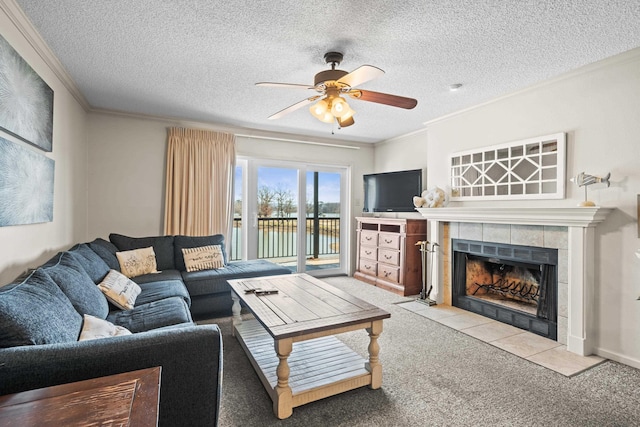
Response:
[0,233,291,426]
[107,233,292,317]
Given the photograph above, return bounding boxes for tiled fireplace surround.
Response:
[416,207,612,357]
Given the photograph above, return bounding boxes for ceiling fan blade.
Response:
[348,89,417,109]
[337,65,384,88]
[256,82,315,90]
[268,96,322,120]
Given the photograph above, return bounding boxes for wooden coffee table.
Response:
[229,273,390,419]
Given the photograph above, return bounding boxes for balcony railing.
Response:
[230,217,340,261]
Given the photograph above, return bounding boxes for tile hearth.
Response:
[398,300,605,377]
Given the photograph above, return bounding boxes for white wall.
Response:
[0,5,88,284]
[87,114,168,239]
[86,113,374,272]
[384,48,640,367]
[373,128,429,178]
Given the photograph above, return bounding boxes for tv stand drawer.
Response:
[378,264,399,283]
[359,259,377,275]
[379,233,400,249]
[378,249,400,266]
[360,231,378,246]
[360,246,377,261]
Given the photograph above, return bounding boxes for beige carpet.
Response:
[200,276,640,427]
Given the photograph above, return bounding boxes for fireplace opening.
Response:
[452,239,558,340]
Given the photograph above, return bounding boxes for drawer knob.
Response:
[366,236,372,240]
[385,255,392,259]
[365,250,372,255]
[385,239,392,243]
[365,265,372,270]
[384,271,391,277]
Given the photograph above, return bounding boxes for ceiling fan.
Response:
[256,52,418,128]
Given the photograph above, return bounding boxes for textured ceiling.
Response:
[13,0,640,143]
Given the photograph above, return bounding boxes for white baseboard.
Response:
[595,347,640,370]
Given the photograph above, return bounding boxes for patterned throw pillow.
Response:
[97,270,142,310]
[116,246,157,278]
[78,314,132,341]
[182,245,224,272]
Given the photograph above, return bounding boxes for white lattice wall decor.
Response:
[450,133,566,201]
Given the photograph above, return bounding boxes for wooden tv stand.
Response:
[354,217,427,296]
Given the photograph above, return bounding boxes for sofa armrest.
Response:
[0,325,223,427]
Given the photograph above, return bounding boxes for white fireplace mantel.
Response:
[415,206,612,227]
[415,206,613,357]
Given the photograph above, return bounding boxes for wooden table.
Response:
[229,273,390,419]
[0,367,161,426]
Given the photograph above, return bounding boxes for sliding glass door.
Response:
[232,158,347,276]
[304,170,342,273]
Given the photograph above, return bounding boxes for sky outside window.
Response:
[234,167,340,203]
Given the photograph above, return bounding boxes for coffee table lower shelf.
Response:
[235,319,372,413]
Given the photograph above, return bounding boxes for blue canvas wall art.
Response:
[0,34,54,152]
[0,136,54,226]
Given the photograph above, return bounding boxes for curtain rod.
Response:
[235,133,361,150]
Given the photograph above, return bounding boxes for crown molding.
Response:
[0,0,90,110]
[90,107,369,151]
[376,126,428,146]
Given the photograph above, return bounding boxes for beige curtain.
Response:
[163,127,236,236]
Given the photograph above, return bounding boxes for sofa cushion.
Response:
[0,269,83,348]
[181,259,291,297]
[78,314,132,341]
[131,270,182,284]
[174,234,227,271]
[135,280,191,307]
[42,252,110,319]
[116,247,158,278]
[190,293,235,318]
[109,233,175,271]
[88,238,121,271]
[98,270,142,310]
[106,297,192,333]
[68,243,111,283]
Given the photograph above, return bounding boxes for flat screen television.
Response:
[363,169,422,212]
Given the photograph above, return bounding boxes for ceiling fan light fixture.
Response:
[259,52,417,128]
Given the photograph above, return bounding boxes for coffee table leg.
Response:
[274,338,293,419]
[231,291,242,337]
[365,320,383,389]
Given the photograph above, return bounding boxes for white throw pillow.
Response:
[116,246,158,278]
[182,245,224,272]
[78,314,132,341]
[98,269,142,310]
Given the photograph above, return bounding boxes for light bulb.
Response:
[309,99,329,120]
[320,111,334,123]
[330,97,350,118]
